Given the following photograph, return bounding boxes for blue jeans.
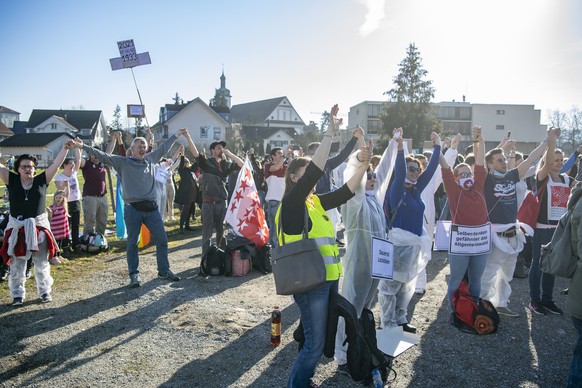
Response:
[447,253,488,311]
[124,204,170,276]
[288,280,338,388]
[529,228,556,302]
[568,316,582,387]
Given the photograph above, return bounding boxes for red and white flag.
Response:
[224,157,269,248]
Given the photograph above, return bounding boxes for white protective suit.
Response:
[416,147,458,292]
[334,151,387,365]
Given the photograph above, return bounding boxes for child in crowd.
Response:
[48,190,70,264]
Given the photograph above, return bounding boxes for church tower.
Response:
[216,69,232,109]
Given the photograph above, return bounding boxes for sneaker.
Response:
[0,266,8,281]
[25,269,32,279]
[12,297,23,306]
[337,363,350,377]
[497,306,519,317]
[528,301,547,315]
[50,257,62,265]
[158,270,180,281]
[540,300,563,315]
[415,288,426,295]
[40,293,52,303]
[129,273,141,288]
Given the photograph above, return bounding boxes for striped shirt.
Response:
[49,205,70,240]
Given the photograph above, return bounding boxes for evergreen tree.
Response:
[320,111,330,132]
[111,105,123,132]
[381,43,438,149]
[209,89,228,108]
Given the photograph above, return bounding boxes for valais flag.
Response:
[224,157,269,248]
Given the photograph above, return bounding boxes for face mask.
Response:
[365,190,375,197]
[459,177,474,189]
[493,170,506,177]
[405,178,417,185]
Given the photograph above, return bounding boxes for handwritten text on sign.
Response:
[449,223,492,255]
[117,40,138,64]
[371,236,394,280]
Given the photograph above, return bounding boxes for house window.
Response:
[496,125,505,130]
[496,110,505,115]
[163,126,168,139]
[200,126,208,138]
[213,127,221,140]
[51,123,57,130]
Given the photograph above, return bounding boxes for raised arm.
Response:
[0,161,9,185]
[73,146,81,173]
[537,128,558,181]
[312,104,340,170]
[223,149,244,168]
[561,144,582,174]
[345,141,372,193]
[517,132,548,179]
[181,128,200,158]
[46,140,73,183]
[472,125,485,166]
[105,131,120,154]
[324,128,359,171]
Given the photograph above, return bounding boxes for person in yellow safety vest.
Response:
[277,104,372,388]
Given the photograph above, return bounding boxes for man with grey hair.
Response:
[70,129,188,288]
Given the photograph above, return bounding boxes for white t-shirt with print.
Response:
[55,171,82,202]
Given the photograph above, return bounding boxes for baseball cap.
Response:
[209,141,226,150]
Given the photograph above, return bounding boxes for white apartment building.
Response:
[348,101,547,153]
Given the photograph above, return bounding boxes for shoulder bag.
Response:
[270,206,326,295]
[517,178,548,229]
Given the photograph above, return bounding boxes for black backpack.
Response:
[321,291,394,383]
[252,243,272,274]
[200,244,228,276]
[80,233,109,254]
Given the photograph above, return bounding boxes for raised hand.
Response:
[359,140,373,163]
[328,104,340,135]
[451,133,462,149]
[472,125,482,141]
[430,132,441,147]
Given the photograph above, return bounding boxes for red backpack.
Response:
[452,280,500,335]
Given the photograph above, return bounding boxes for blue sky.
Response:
[1,0,581,128]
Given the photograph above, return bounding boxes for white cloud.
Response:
[358,0,386,37]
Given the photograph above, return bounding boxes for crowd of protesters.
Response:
[1,110,581,387]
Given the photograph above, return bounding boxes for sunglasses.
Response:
[407,166,421,173]
[367,172,376,180]
[19,165,35,170]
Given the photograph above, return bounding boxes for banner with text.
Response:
[449,223,492,255]
[371,236,394,280]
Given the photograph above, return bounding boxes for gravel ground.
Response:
[0,229,575,388]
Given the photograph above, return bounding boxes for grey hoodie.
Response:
[82,134,178,204]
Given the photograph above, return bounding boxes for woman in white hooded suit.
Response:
[334,144,387,368]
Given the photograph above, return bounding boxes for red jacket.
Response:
[1,226,58,265]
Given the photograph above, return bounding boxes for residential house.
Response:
[0,106,18,143]
[0,122,14,142]
[0,106,20,129]
[231,96,306,155]
[26,109,108,148]
[0,133,75,167]
[151,97,231,153]
[237,127,297,156]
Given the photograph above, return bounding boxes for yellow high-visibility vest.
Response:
[275,196,341,281]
